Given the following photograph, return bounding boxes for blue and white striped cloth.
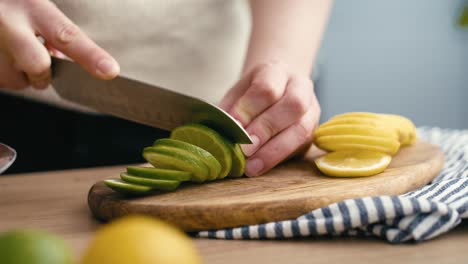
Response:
[197,127,468,243]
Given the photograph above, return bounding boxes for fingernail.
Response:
[245,158,264,177]
[241,135,260,156]
[97,58,119,78]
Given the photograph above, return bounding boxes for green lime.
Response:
[120,173,180,191]
[170,123,232,179]
[143,146,210,182]
[127,166,192,182]
[0,229,74,264]
[103,179,153,195]
[153,138,221,181]
[228,143,246,178]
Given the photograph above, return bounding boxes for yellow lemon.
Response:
[327,112,417,145]
[315,135,400,155]
[315,150,392,177]
[314,124,399,140]
[81,215,202,264]
[381,114,417,145]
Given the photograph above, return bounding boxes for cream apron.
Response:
[3,0,250,110]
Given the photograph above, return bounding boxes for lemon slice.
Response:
[315,150,392,177]
[321,116,387,128]
[326,112,417,146]
[315,135,400,155]
[314,124,398,140]
[381,114,417,145]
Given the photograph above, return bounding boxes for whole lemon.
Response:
[0,229,75,264]
[81,215,202,264]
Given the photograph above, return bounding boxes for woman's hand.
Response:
[220,62,320,177]
[0,0,119,90]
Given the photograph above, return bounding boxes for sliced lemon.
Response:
[314,124,398,140]
[381,114,417,145]
[328,112,417,146]
[315,150,392,177]
[329,112,382,120]
[315,135,400,155]
[320,116,387,128]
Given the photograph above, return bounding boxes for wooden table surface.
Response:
[0,165,467,264]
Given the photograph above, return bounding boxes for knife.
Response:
[51,57,252,144]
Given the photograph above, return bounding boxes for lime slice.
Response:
[143,146,210,182]
[153,138,221,181]
[104,179,153,195]
[171,123,232,179]
[228,143,246,178]
[120,173,180,191]
[127,166,192,182]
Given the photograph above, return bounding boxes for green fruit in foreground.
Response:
[143,146,210,182]
[104,179,153,195]
[0,230,74,264]
[127,166,192,182]
[120,173,180,191]
[153,138,221,181]
[228,143,246,178]
[171,123,232,179]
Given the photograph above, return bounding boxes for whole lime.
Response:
[0,229,74,264]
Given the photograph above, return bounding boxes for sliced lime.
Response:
[171,123,232,179]
[103,179,153,195]
[153,138,221,180]
[228,143,246,178]
[143,146,210,182]
[127,166,192,182]
[120,173,180,191]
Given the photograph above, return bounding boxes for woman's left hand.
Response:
[220,62,321,177]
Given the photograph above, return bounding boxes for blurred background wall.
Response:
[315,0,468,129]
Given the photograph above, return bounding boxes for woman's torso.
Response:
[5,0,250,109]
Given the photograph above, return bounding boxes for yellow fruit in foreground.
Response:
[315,150,392,177]
[81,215,202,264]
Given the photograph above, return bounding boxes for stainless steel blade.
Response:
[51,58,252,144]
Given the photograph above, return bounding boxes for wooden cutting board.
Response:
[88,141,444,231]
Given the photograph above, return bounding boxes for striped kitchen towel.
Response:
[197,127,468,243]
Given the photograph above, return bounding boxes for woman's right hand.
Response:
[0,0,119,90]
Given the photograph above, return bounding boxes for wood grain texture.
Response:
[88,141,444,231]
[2,156,467,264]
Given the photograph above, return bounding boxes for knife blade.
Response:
[51,57,252,144]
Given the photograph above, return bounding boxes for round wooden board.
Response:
[88,141,444,231]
